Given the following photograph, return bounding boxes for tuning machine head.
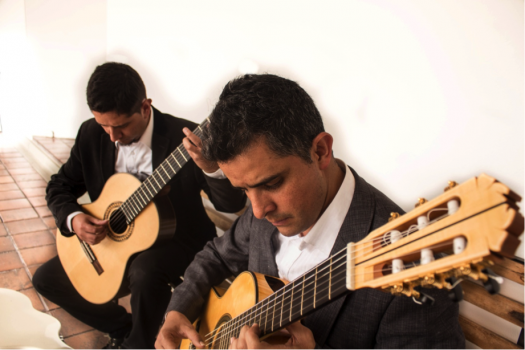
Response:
[388,212,400,222]
[415,198,428,208]
[444,181,458,192]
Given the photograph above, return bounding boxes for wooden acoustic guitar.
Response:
[56,119,209,304]
[180,174,523,349]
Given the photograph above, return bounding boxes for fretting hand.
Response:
[182,127,219,174]
[230,321,315,349]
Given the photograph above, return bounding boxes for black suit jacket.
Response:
[46,107,246,252]
[167,167,465,348]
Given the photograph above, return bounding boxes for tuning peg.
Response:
[481,268,502,295]
[416,291,436,306]
[415,198,428,208]
[444,181,458,191]
[446,276,464,302]
[388,212,400,222]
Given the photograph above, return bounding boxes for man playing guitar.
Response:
[32,62,246,349]
[156,74,465,349]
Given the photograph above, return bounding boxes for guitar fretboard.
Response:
[118,118,210,224]
[209,247,349,348]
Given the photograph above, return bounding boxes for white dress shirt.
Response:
[67,108,225,231]
[273,163,355,282]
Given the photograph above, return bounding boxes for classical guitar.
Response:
[180,174,523,349]
[56,119,210,304]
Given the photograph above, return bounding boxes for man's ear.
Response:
[142,98,153,118]
[311,132,333,170]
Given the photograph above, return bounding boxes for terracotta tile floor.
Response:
[0,138,131,349]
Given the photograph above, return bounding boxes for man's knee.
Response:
[32,263,49,295]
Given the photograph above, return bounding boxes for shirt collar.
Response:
[115,107,154,149]
[301,161,355,255]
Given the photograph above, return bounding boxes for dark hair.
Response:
[86,62,146,116]
[202,74,325,163]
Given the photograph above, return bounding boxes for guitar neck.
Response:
[221,248,349,341]
[118,118,209,223]
[211,174,523,346]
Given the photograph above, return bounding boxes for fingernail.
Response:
[183,127,189,134]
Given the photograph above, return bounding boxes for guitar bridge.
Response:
[79,239,104,275]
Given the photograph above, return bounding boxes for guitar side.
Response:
[56,173,176,304]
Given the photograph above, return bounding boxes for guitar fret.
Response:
[259,299,265,333]
[290,281,294,322]
[152,173,162,188]
[329,257,332,299]
[314,267,318,308]
[123,203,134,220]
[178,147,188,161]
[156,171,167,185]
[137,189,148,206]
[301,275,305,316]
[280,289,285,328]
[160,164,170,178]
[165,160,176,174]
[143,180,155,197]
[271,295,277,332]
[171,153,182,168]
[128,197,139,216]
[264,299,269,334]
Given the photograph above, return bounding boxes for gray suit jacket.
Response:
[168,168,465,348]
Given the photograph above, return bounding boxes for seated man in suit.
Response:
[155,74,465,349]
[32,62,246,349]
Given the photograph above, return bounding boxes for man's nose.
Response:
[108,128,121,142]
[250,192,276,220]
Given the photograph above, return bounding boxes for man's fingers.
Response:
[244,324,262,349]
[183,127,203,147]
[181,325,205,349]
[90,218,108,226]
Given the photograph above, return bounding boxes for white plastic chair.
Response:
[0,288,70,349]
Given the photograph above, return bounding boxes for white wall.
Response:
[106,0,524,256]
[0,0,107,139]
[0,0,522,253]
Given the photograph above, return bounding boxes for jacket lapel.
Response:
[151,107,170,168]
[304,167,376,346]
[260,227,279,277]
[100,133,115,181]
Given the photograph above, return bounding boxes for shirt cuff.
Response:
[203,168,226,180]
[67,211,83,232]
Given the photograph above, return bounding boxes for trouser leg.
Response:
[32,256,132,335]
[121,240,194,349]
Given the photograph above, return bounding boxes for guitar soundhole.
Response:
[109,209,127,233]
[104,202,134,242]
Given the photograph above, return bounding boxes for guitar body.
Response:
[56,173,176,304]
[180,272,288,349]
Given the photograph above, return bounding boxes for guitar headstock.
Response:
[346,174,523,300]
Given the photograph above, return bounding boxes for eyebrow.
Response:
[237,173,282,190]
[98,121,130,128]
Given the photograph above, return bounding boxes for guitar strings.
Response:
[205,238,456,345]
[215,236,456,345]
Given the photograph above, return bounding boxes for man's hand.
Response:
[182,127,220,174]
[230,321,315,349]
[72,213,108,245]
[156,310,205,349]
